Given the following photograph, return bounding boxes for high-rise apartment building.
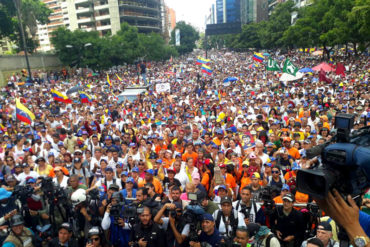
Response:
[216,0,241,24]
[240,0,268,24]
[36,0,163,52]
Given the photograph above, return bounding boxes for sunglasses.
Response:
[272,171,280,174]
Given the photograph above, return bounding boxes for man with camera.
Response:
[189,213,223,247]
[213,196,246,241]
[233,186,261,224]
[101,192,130,247]
[154,201,190,247]
[130,206,166,247]
[3,214,35,247]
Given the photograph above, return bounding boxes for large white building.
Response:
[37,0,163,52]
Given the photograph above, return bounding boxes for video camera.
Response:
[297,113,370,198]
[182,192,206,242]
[260,186,276,215]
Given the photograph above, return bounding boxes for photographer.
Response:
[130,206,166,247]
[101,192,130,247]
[99,184,120,216]
[189,213,222,247]
[233,186,261,224]
[3,214,35,247]
[212,196,246,241]
[71,188,92,244]
[48,222,78,247]
[270,193,305,247]
[154,202,190,247]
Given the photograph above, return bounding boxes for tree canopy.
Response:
[170,21,199,55]
[51,23,178,69]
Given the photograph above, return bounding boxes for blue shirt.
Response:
[199,228,222,246]
[359,211,370,236]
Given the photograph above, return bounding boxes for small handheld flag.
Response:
[282,58,299,76]
[253,53,264,63]
[107,74,112,87]
[201,64,213,75]
[51,89,72,104]
[196,56,211,65]
[267,58,280,71]
[16,98,35,125]
[116,74,123,81]
[79,91,92,103]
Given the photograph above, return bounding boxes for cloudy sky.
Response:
[165,0,214,31]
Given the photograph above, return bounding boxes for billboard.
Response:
[205,22,242,36]
[175,29,180,46]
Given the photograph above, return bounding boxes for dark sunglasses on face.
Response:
[272,171,279,174]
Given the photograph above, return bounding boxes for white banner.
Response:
[175,29,180,46]
[156,83,171,93]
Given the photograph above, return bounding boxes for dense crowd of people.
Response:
[0,50,369,247]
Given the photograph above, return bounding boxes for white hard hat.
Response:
[71,189,86,206]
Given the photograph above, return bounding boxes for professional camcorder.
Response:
[297,113,370,198]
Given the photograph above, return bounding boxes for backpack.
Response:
[266,234,277,247]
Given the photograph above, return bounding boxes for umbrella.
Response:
[299,68,314,73]
[223,77,238,83]
[312,62,335,72]
[66,86,84,95]
[263,52,270,56]
[279,72,304,82]
[312,50,323,56]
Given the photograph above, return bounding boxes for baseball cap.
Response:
[220,196,232,205]
[108,184,119,191]
[249,153,257,159]
[145,169,154,175]
[155,159,162,164]
[59,222,72,232]
[132,167,139,173]
[251,172,260,179]
[105,167,114,172]
[126,177,135,183]
[281,184,290,191]
[317,221,332,232]
[282,193,294,202]
[167,168,176,173]
[202,213,214,222]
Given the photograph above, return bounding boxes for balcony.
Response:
[76,7,92,14]
[119,2,159,13]
[94,4,109,10]
[121,14,160,22]
[95,14,110,21]
[75,0,90,5]
[77,17,94,24]
[97,25,111,31]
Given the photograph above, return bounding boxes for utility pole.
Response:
[13,0,32,81]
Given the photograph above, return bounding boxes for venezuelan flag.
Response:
[116,74,123,81]
[252,53,264,63]
[201,64,213,75]
[16,98,35,125]
[51,89,72,104]
[196,56,210,65]
[79,91,92,103]
[107,74,112,87]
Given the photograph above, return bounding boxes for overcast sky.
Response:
[165,0,214,31]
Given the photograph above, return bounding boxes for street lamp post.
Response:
[13,0,32,81]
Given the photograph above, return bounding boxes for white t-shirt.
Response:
[212,209,246,237]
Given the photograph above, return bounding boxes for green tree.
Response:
[21,0,52,40]
[0,0,16,38]
[138,32,177,61]
[258,0,296,49]
[230,23,262,50]
[170,21,199,55]
[348,0,370,52]
[110,22,141,64]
